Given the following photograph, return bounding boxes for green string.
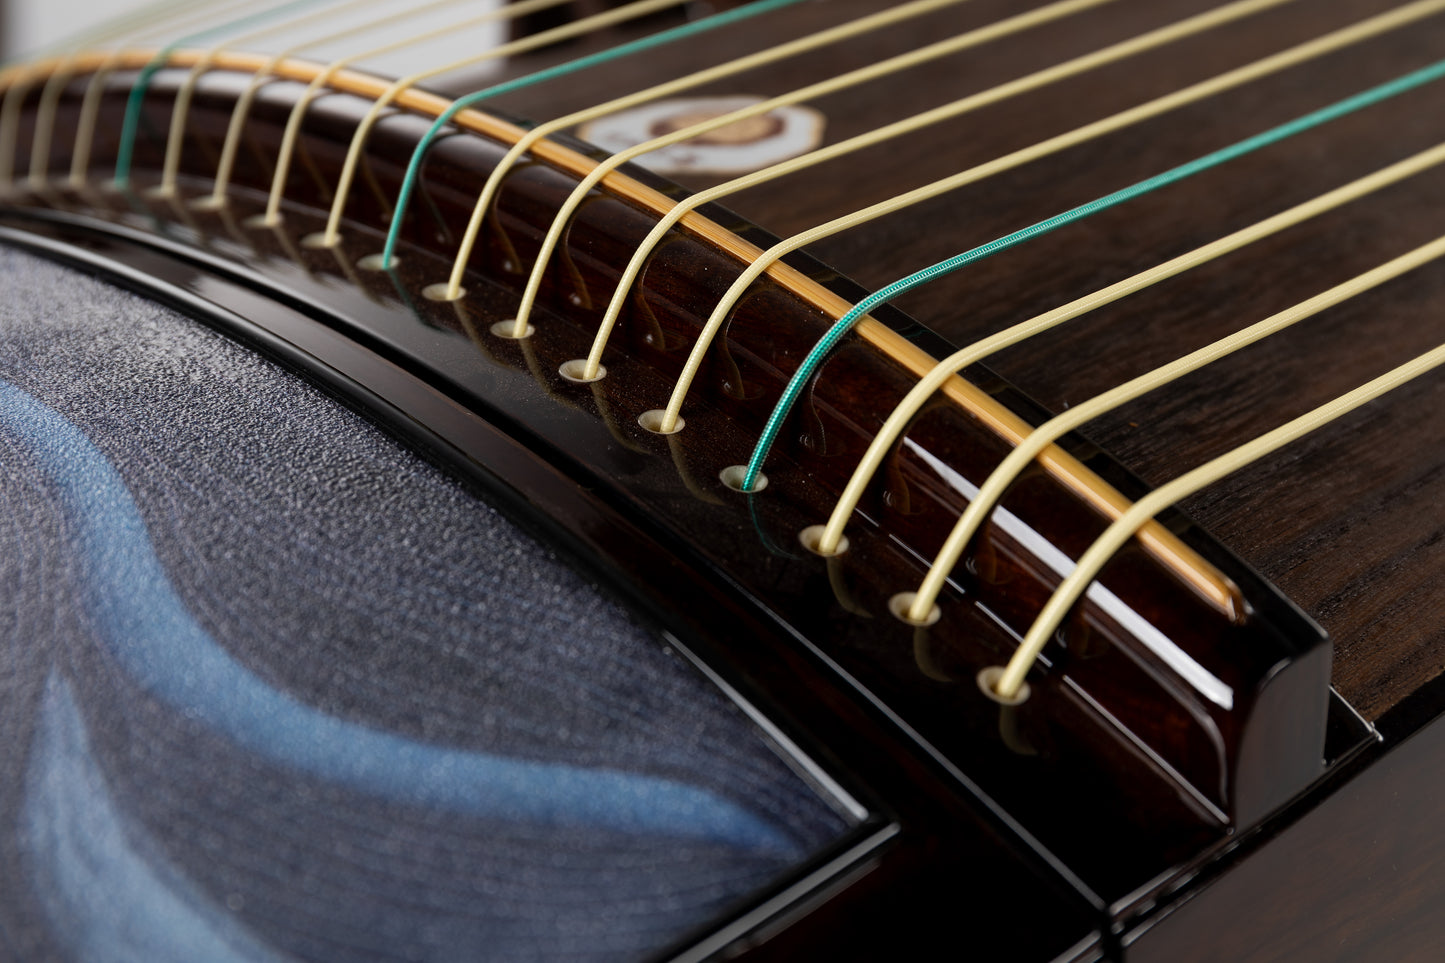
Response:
[379,0,809,266]
[113,0,329,188]
[740,55,1445,492]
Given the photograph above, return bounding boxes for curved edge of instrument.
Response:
[0,213,1112,963]
[0,45,1390,950]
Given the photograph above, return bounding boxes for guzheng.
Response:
[2,0,1445,959]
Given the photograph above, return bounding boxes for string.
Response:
[258,0,575,227]
[650,0,1445,436]
[203,0,481,208]
[434,0,1013,304]
[26,0,209,188]
[3,61,74,185]
[994,340,1445,700]
[153,0,402,200]
[0,0,223,187]
[496,0,1146,337]
[904,230,1445,625]
[579,0,1294,385]
[310,0,692,249]
[379,0,813,269]
[813,136,1445,565]
[746,55,1445,494]
[114,0,337,189]
[66,0,282,187]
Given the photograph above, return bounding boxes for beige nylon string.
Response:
[22,0,212,187]
[257,0,578,226]
[4,61,66,182]
[819,139,1445,563]
[65,0,270,186]
[495,0,1159,335]
[903,230,1445,624]
[306,0,691,247]
[994,340,1445,700]
[202,0,479,208]
[0,0,225,186]
[0,0,198,155]
[155,0,403,200]
[574,0,1296,381]
[4,63,69,184]
[652,0,1445,435]
[439,0,1032,302]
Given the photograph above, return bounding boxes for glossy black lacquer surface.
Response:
[0,17,1390,956]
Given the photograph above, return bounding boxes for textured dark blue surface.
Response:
[0,246,850,962]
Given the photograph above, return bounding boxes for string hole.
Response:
[638,409,683,434]
[422,282,464,302]
[799,524,846,556]
[977,666,1030,706]
[188,195,225,212]
[888,592,940,627]
[301,231,340,250]
[242,213,282,229]
[719,465,766,493]
[358,253,398,271]
[490,320,534,339]
[559,359,605,383]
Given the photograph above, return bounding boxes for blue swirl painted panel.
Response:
[0,247,853,962]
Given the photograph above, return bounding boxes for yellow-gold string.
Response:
[257,0,578,227]
[650,0,1445,435]
[905,230,1445,625]
[304,0,690,246]
[495,0,1152,335]
[201,0,478,208]
[62,0,276,186]
[573,0,1297,381]
[817,138,1445,565]
[993,340,1445,700]
[23,0,218,187]
[153,0,402,200]
[438,0,1055,305]
[0,0,235,187]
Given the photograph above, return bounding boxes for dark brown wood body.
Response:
[1124,685,1445,961]
[5,0,1445,957]
[6,45,1354,879]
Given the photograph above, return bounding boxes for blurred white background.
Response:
[2,0,509,72]
[5,0,157,58]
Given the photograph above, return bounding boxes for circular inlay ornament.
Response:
[577,96,827,177]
